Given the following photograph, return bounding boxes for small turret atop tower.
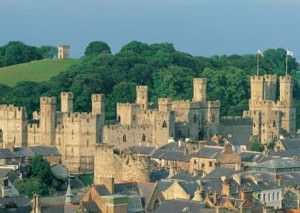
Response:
[92,94,105,115]
[136,86,148,110]
[61,92,73,113]
[250,75,264,101]
[193,78,206,102]
[280,75,293,105]
[40,97,56,146]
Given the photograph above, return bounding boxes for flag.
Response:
[287,50,294,57]
[257,50,264,57]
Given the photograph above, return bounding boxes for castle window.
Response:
[117,116,121,122]
[273,120,276,128]
[253,123,256,128]
[133,115,136,121]
[162,120,167,128]
[123,134,126,142]
[193,115,197,123]
[212,114,216,123]
[142,134,146,142]
[87,140,89,146]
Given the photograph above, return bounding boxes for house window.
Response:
[193,115,197,123]
[123,134,126,142]
[209,161,213,167]
[162,120,167,128]
[277,192,279,200]
[142,134,146,142]
[272,192,274,201]
[263,194,266,201]
[268,193,270,201]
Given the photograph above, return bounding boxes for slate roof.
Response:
[0,168,12,178]
[14,146,60,158]
[41,205,77,213]
[82,201,101,213]
[220,119,252,147]
[154,200,214,213]
[30,146,60,156]
[126,146,155,155]
[0,149,16,159]
[150,142,190,161]
[270,138,300,158]
[204,167,236,179]
[170,173,202,182]
[0,196,31,208]
[157,179,199,197]
[253,159,300,169]
[189,146,223,159]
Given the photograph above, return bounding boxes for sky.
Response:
[0,0,300,58]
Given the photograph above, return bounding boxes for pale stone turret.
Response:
[136,86,148,110]
[193,78,206,102]
[40,97,56,146]
[61,92,73,113]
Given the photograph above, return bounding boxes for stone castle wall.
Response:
[94,144,150,184]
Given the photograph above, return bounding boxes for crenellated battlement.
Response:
[0,104,25,112]
[251,75,264,81]
[92,94,105,102]
[120,153,150,163]
[28,123,40,130]
[158,98,173,105]
[96,143,115,153]
[207,100,220,108]
[61,92,73,98]
[40,97,57,105]
[64,112,99,122]
[104,124,152,130]
[117,103,137,107]
[279,75,292,81]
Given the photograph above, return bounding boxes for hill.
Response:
[0,59,79,86]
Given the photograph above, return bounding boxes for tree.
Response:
[247,137,264,152]
[15,178,49,198]
[38,46,58,59]
[29,156,52,185]
[84,41,111,57]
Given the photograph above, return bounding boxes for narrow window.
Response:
[142,134,146,142]
[123,134,126,142]
[273,120,276,128]
[162,120,167,128]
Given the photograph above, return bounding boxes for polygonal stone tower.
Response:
[136,86,148,110]
[193,78,206,102]
[40,97,56,146]
[61,92,73,113]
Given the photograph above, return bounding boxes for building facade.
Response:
[243,74,296,144]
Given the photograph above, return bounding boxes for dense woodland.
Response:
[0,41,300,127]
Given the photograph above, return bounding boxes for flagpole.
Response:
[257,53,259,76]
[285,53,288,76]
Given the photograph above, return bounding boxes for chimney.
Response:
[221,177,230,196]
[213,192,218,205]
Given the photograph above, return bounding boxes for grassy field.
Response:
[0,59,79,86]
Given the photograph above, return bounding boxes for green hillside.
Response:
[0,59,79,86]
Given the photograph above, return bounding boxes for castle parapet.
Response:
[40,97,57,105]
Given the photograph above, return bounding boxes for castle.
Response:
[243,74,296,144]
[0,92,105,174]
[103,78,220,149]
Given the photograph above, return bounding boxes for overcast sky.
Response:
[0,0,299,58]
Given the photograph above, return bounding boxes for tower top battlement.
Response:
[40,97,57,105]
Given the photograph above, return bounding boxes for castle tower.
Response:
[158,98,172,112]
[193,78,206,102]
[40,97,56,146]
[280,75,293,105]
[61,92,73,113]
[58,45,70,59]
[279,75,296,135]
[92,94,105,115]
[250,75,264,101]
[263,75,277,101]
[136,86,148,110]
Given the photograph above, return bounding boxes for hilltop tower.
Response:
[92,94,105,115]
[61,92,73,113]
[136,86,148,110]
[58,45,70,59]
[40,97,56,146]
[193,78,206,102]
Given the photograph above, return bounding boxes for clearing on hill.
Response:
[0,59,79,86]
